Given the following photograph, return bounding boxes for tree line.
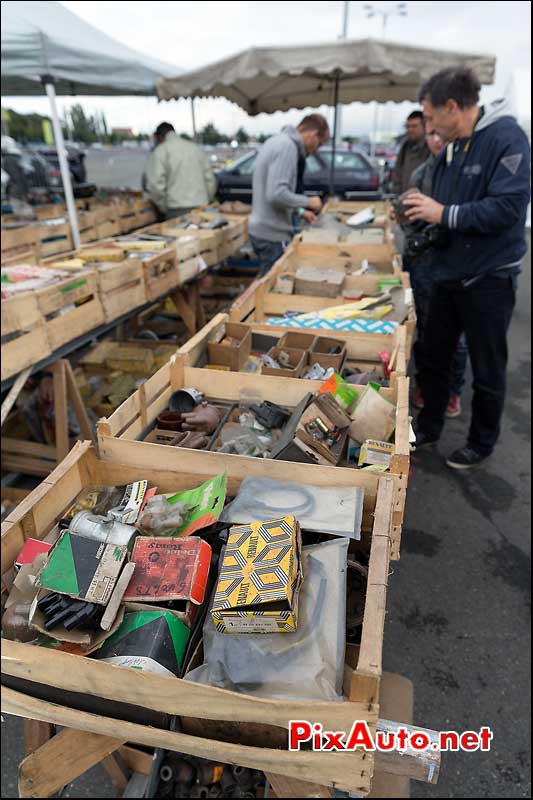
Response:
[2,105,270,146]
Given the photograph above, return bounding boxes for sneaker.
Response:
[413,386,425,409]
[446,446,490,470]
[446,394,462,418]
[414,431,439,449]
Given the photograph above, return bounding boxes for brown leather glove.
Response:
[180,402,221,434]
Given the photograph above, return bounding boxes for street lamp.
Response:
[364,3,408,156]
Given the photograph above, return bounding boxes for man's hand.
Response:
[302,209,317,225]
[403,192,445,224]
[307,196,322,213]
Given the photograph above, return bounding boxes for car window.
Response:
[305,155,323,174]
[234,155,256,175]
[319,152,368,170]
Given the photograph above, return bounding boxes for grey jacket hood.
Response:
[476,97,516,132]
[282,125,306,158]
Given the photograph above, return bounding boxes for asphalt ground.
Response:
[1,230,530,798]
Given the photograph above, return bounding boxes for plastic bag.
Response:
[185,538,349,702]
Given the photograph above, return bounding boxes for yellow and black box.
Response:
[211,516,303,634]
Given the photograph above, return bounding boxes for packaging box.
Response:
[294,267,345,298]
[358,439,394,468]
[211,516,303,634]
[123,536,211,612]
[310,336,347,372]
[36,532,128,606]
[208,322,252,371]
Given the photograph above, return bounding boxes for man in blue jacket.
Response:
[404,67,530,469]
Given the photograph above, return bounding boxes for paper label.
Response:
[198,256,208,272]
[109,481,147,524]
[405,288,414,306]
[220,616,283,633]
[100,655,175,676]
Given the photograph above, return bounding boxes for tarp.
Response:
[1,0,181,96]
[157,39,496,114]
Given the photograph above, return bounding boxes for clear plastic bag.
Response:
[185,538,349,702]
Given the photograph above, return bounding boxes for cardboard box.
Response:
[208,322,252,371]
[310,336,347,371]
[123,536,211,612]
[262,346,306,379]
[295,393,351,466]
[358,439,394,468]
[211,516,303,634]
[36,532,128,606]
[294,267,345,298]
[278,331,316,351]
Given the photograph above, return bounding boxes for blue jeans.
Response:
[409,260,468,396]
[249,236,288,277]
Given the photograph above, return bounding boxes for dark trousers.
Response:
[409,262,468,396]
[417,275,516,455]
[249,235,288,277]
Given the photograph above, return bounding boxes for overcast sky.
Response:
[2,0,531,139]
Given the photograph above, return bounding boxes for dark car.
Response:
[216,147,381,204]
[35,144,96,197]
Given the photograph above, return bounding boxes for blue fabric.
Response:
[429,116,530,282]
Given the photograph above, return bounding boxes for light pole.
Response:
[364,3,408,156]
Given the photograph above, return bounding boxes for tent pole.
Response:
[191,97,198,142]
[44,81,80,249]
[329,73,340,197]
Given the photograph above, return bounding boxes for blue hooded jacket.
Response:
[429,97,530,284]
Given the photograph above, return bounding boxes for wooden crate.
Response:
[138,222,220,268]
[277,238,401,275]
[77,211,98,245]
[1,223,41,261]
[37,220,72,257]
[95,219,122,240]
[42,246,147,323]
[80,339,178,377]
[33,204,67,221]
[35,269,105,351]
[230,261,415,361]
[179,312,408,388]
[193,207,249,261]
[1,440,409,796]
[139,247,180,301]
[1,293,51,381]
[98,354,409,558]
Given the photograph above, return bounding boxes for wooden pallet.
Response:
[1,440,439,796]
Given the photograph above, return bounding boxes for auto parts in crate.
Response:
[147,751,265,799]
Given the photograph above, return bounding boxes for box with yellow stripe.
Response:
[211,516,303,633]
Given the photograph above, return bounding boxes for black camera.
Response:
[404,223,449,261]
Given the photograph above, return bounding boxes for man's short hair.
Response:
[407,110,424,122]
[419,67,481,109]
[297,114,330,139]
[155,122,175,138]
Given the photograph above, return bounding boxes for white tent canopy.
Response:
[157,38,496,113]
[1,0,181,95]
[1,0,182,249]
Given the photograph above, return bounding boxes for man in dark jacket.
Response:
[406,129,469,420]
[404,67,530,469]
[392,110,430,195]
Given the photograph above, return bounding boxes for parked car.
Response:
[215,146,382,204]
[34,144,96,198]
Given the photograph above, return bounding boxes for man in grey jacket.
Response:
[249,114,329,275]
